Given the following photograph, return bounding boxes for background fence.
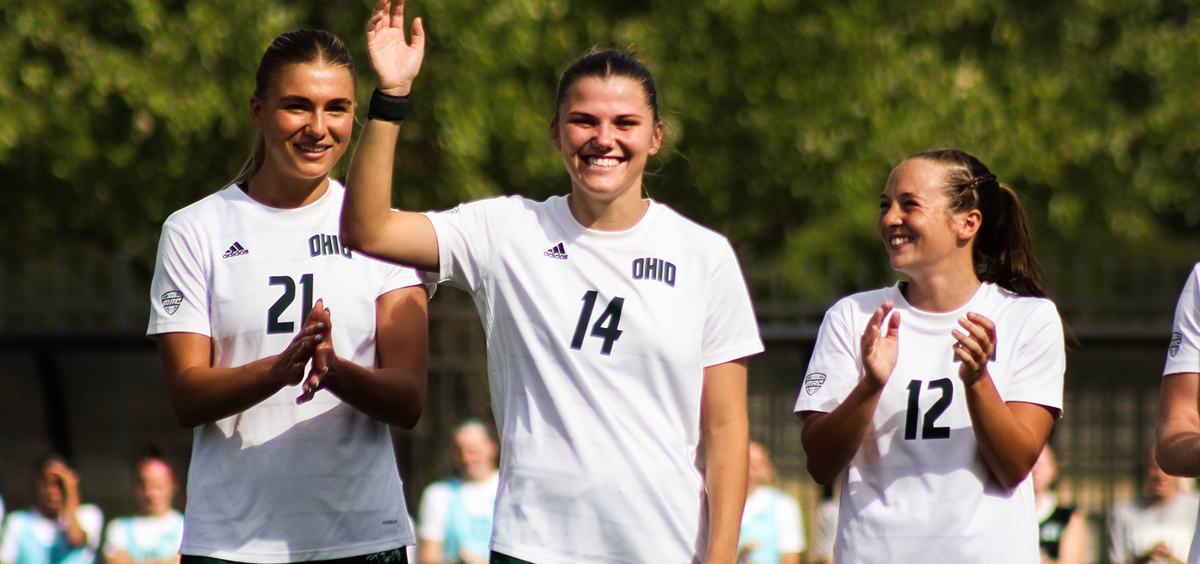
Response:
[0,253,1193,563]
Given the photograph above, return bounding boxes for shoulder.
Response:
[986,285,1062,328]
[161,186,239,233]
[825,287,895,321]
[649,201,733,248]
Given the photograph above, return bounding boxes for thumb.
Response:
[411,18,425,50]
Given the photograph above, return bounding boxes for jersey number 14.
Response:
[571,290,624,355]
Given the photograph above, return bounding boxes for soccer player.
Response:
[102,453,184,564]
[795,149,1066,563]
[416,419,500,564]
[1152,259,1200,564]
[340,1,764,562]
[147,29,428,564]
[0,456,103,564]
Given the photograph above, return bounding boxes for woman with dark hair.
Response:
[147,28,428,564]
[340,1,763,563]
[0,456,102,564]
[794,149,1066,563]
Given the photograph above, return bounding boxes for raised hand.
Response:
[365,0,425,96]
[952,311,996,386]
[861,301,900,388]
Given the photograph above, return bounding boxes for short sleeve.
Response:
[700,240,764,367]
[416,482,451,542]
[147,217,211,337]
[102,518,129,555]
[0,512,20,564]
[78,505,104,551]
[421,198,519,292]
[1166,264,1200,376]
[1005,300,1066,412]
[376,260,427,298]
[776,493,805,553]
[795,301,863,415]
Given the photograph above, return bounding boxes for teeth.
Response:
[297,144,328,153]
[587,157,619,168]
[890,236,912,246]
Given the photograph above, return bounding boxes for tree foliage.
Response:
[4,0,1200,296]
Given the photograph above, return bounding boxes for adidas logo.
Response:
[543,242,568,260]
[222,242,249,259]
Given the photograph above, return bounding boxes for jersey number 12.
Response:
[904,378,952,440]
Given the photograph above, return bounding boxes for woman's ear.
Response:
[250,95,265,131]
[958,209,982,241]
[550,118,562,153]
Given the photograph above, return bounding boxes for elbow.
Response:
[806,461,837,486]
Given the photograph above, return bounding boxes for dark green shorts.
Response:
[489,553,535,564]
[181,548,409,564]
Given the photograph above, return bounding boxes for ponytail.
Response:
[908,148,1046,298]
[233,132,266,186]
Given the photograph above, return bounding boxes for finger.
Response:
[885,310,901,338]
[367,0,388,33]
[952,343,980,371]
[390,0,405,28]
[867,301,892,330]
[957,317,994,357]
[951,329,986,361]
[967,311,998,345]
[411,17,425,50]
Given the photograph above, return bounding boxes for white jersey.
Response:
[1163,263,1200,564]
[1109,493,1200,564]
[147,181,421,563]
[0,507,104,564]
[794,282,1065,564]
[422,195,764,564]
[102,511,184,561]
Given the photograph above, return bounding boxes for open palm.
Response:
[366,0,425,95]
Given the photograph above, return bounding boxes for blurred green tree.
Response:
[4,0,1200,299]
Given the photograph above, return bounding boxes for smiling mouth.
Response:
[296,144,330,154]
[585,156,621,169]
[889,236,913,247]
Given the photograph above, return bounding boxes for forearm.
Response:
[322,360,425,428]
[963,374,1051,489]
[417,540,444,564]
[60,491,86,547]
[167,357,288,428]
[800,378,883,485]
[1157,373,1200,476]
[342,119,401,253]
[703,410,748,564]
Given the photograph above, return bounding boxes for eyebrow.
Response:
[278,95,354,106]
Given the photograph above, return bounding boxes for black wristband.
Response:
[367,88,410,122]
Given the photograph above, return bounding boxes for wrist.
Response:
[368,88,410,122]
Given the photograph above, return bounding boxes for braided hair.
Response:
[908,148,1046,298]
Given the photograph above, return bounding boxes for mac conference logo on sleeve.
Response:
[803,373,827,396]
[1170,332,1183,357]
[161,291,184,315]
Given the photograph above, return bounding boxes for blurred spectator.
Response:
[1110,449,1198,564]
[417,420,499,564]
[737,442,803,564]
[0,455,102,564]
[102,453,183,564]
[813,481,839,564]
[1032,446,1086,564]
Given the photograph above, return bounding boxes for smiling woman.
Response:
[340,1,764,563]
[795,149,1066,564]
[146,28,428,564]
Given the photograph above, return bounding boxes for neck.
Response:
[246,169,330,209]
[902,261,981,312]
[567,189,648,231]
